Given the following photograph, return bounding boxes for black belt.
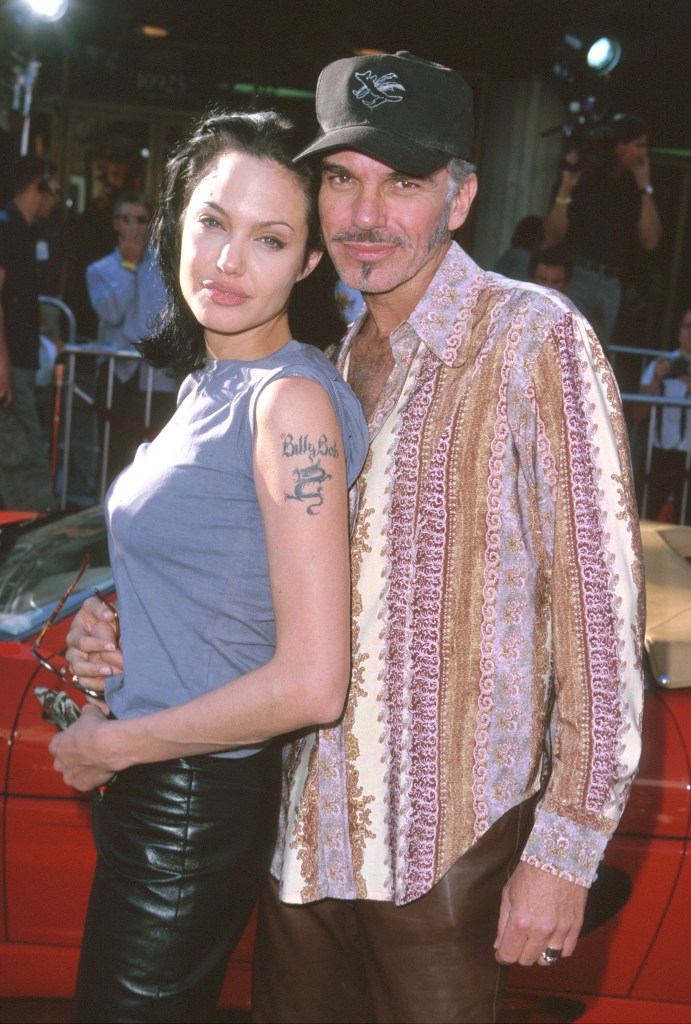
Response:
[575,258,620,278]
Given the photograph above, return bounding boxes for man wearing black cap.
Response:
[252,52,644,1023]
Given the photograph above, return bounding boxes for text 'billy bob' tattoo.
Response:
[283,433,339,515]
[283,433,339,461]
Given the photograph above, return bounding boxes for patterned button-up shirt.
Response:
[272,242,644,906]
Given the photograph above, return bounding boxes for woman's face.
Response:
[180,151,321,360]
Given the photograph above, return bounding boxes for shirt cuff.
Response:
[520,804,615,887]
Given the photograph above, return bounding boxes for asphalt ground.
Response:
[0,1001,250,1023]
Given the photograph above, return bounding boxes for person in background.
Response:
[637,307,691,521]
[286,250,351,351]
[493,214,544,280]
[87,194,177,482]
[528,245,573,294]
[0,155,60,510]
[543,113,662,345]
[35,201,72,320]
[335,276,365,322]
[65,143,144,340]
[33,201,73,436]
[49,108,367,1024]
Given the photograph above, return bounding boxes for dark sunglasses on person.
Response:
[116,213,150,225]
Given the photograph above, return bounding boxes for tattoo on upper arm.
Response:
[282,433,339,462]
[285,461,332,514]
[282,432,339,515]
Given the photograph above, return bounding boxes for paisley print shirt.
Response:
[271,243,645,906]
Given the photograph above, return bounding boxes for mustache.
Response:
[330,229,411,248]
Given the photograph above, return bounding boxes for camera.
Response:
[559,118,618,174]
[667,357,690,379]
[542,93,615,174]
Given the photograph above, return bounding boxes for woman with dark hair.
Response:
[49,109,368,1023]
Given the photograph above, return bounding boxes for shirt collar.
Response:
[404,242,486,367]
[339,243,487,371]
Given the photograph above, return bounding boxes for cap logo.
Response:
[352,70,405,109]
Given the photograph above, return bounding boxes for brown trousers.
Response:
[251,797,536,1024]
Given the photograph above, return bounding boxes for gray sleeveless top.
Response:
[104,340,368,755]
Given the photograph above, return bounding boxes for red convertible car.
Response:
[0,509,689,1022]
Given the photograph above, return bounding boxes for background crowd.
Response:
[0,92,688,522]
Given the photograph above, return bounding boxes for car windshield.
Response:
[0,506,112,641]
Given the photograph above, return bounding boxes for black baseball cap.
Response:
[295,51,475,175]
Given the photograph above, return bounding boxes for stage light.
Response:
[553,30,623,88]
[552,34,584,85]
[141,25,169,39]
[24,0,69,22]
[586,37,622,75]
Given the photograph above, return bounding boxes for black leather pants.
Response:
[73,745,281,1023]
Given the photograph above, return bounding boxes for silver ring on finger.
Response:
[540,947,562,965]
[70,673,107,702]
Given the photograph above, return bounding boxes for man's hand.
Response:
[630,149,652,192]
[630,146,661,249]
[117,219,147,266]
[558,148,583,194]
[652,355,672,382]
[544,148,581,246]
[65,595,123,695]
[49,703,118,791]
[494,861,587,967]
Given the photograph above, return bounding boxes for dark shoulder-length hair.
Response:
[138,109,322,376]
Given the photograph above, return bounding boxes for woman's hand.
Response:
[65,595,123,696]
[49,703,119,791]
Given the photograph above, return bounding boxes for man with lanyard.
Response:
[0,156,60,510]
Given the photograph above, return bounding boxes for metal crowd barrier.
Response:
[57,342,158,507]
[39,295,77,346]
[47,338,691,518]
[623,392,691,522]
[610,344,691,523]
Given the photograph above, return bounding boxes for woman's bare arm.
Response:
[50,376,353,790]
